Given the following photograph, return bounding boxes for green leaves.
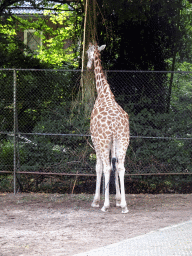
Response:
[0,2,82,68]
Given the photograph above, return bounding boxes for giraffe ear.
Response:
[98,45,106,52]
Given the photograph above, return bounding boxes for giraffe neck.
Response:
[93,49,111,96]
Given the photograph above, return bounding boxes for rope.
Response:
[81,0,88,73]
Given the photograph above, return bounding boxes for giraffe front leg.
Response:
[101,168,110,212]
[115,171,121,207]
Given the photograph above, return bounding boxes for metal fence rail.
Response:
[0,69,192,192]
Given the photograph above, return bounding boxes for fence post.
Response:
[13,69,17,194]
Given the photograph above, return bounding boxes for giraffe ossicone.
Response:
[87,43,130,214]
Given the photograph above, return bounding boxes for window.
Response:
[24,29,42,54]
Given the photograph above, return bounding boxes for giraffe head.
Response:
[87,43,106,69]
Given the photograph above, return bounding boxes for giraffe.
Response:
[86,43,130,214]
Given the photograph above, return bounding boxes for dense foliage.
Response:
[96,0,192,69]
[0,1,82,68]
[0,71,191,178]
[0,1,192,192]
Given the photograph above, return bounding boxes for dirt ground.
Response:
[0,193,192,256]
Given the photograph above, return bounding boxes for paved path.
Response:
[74,220,192,256]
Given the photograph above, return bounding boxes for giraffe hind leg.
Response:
[92,163,102,207]
[118,162,129,214]
[115,136,129,213]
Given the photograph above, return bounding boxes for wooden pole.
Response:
[13,69,17,194]
[81,0,88,74]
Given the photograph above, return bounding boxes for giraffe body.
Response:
[87,43,130,213]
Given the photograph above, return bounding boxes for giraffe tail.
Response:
[112,135,117,173]
[112,157,117,173]
[110,138,117,193]
[110,157,116,194]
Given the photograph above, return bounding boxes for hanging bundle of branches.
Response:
[71,0,97,120]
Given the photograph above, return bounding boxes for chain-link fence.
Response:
[0,69,192,191]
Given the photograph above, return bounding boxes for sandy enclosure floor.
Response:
[0,193,192,256]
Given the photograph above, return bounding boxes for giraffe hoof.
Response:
[121,206,129,214]
[101,206,108,212]
[91,201,100,208]
[116,201,121,207]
